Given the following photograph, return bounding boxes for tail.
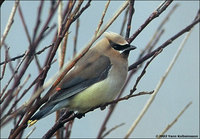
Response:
[28,104,55,127]
[28,100,70,127]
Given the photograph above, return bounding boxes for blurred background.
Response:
[1,1,199,138]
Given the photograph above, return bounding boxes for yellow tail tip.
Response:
[28,120,38,127]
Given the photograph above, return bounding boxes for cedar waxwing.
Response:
[28,32,136,126]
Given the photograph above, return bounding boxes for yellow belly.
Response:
[68,76,125,113]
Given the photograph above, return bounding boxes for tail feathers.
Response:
[32,105,55,120]
[28,105,55,127]
[28,99,70,127]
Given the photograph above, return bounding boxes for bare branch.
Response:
[1,50,29,103]
[128,17,200,71]
[95,0,110,36]
[130,49,162,95]
[73,18,80,57]
[125,24,195,138]
[0,47,9,80]
[1,74,31,123]
[125,0,135,39]
[25,126,36,139]
[102,123,125,138]
[157,102,192,139]
[139,4,178,59]
[120,8,129,36]
[18,4,32,44]
[0,0,20,48]
[32,0,44,42]
[127,0,173,44]
[0,44,53,66]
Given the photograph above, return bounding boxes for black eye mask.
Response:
[110,41,129,51]
[110,41,136,51]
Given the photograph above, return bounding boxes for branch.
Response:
[42,2,130,138]
[102,123,125,138]
[130,49,162,95]
[73,18,80,57]
[18,4,32,44]
[128,17,200,71]
[0,47,9,80]
[127,0,173,44]
[7,3,60,138]
[125,23,195,138]
[0,0,20,48]
[95,0,110,36]
[32,0,44,42]
[125,0,135,39]
[0,44,53,66]
[97,1,173,137]
[157,102,192,139]
[138,3,179,59]
[120,8,129,36]
[56,1,64,138]
[1,50,29,103]
[8,1,93,138]
[1,74,31,124]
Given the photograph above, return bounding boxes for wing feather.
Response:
[45,50,111,106]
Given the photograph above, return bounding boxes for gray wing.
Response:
[46,50,112,106]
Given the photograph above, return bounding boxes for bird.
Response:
[28,32,136,126]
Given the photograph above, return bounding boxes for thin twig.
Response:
[147,29,165,54]
[60,32,69,68]
[25,126,36,139]
[32,0,44,42]
[102,123,125,138]
[124,23,195,139]
[139,4,178,59]
[120,8,129,36]
[1,50,29,102]
[127,0,173,44]
[2,44,15,74]
[0,0,20,48]
[125,0,135,39]
[73,18,80,57]
[72,0,91,21]
[157,3,179,31]
[0,47,9,80]
[34,55,42,72]
[128,17,200,71]
[157,102,192,139]
[18,4,32,44]
[1,68,53,127]
[34,1,75,91]
[1,74,31,123]
[56,1,64,138]
[0,44,53,66]
[58,0,63,68]
[65,119,74,138]
[130,49,162,95]
[95,0,110,36]
[2,2,59,138]
[42,23,57,39]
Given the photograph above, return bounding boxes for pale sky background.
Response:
[1,1,199,138]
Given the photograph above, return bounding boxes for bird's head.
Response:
[104,32,136,54]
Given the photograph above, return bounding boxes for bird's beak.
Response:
[124,45,136,51]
